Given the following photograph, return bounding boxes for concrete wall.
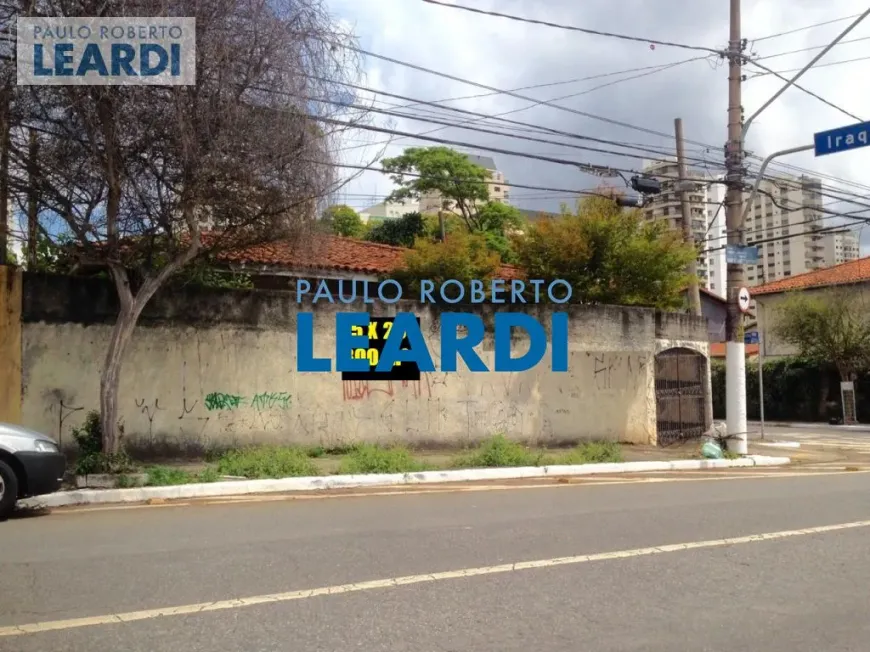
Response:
[7,272,708,454]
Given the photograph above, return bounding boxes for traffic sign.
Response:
[737,287,751,313]
[726,244,759,265]
[813,121,870,157]
[744,331,759,345]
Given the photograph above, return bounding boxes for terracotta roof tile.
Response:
[217,234,522,279]
[752,256,870,296]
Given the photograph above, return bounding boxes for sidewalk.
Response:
[748,420,870,433]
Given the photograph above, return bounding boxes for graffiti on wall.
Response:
[204,392,292,411]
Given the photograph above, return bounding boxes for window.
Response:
[493,186,501,192]
[710,283,716,290]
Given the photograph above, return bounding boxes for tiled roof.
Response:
[751,256,870,296]
[217,234,522,279]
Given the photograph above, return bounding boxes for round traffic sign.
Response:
[737,287,751,313]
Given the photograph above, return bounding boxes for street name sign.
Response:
[726,244,759,265]
[813,121,870,157]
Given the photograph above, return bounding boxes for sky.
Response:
[325,0,870,254]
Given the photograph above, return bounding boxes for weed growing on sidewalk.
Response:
[451,434,545,468]
[144,466,222,486]
[549,441,623,465]
[337,444,431,474]
[216,446,320,479]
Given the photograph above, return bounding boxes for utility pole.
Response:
[724,0,748,455]
[674,117,701,317]
[27,129,38,268]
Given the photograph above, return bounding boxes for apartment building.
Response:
[743,175,861,286]
[358,199,420,222]
[419,153,508,214]
[640,159,727,299]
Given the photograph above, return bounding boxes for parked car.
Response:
[0,422,66,520]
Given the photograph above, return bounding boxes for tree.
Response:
[513,196,695,309]
[323,205,365,238]
[6,0,366,452]
[366,212,427,248]
[381,147,490,231]
[773,290,870,383]
[392,229,501,299]
[474,201,526,263]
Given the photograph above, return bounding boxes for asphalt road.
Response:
[3,469,870,651]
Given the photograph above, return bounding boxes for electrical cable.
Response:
[754,35,870,61]
[746,55,870,79]
[421,0,724,54]
[749,14,863,43]
[742,58,862,121]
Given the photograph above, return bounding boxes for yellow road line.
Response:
[50,468,870,514]
[3,518,870,637]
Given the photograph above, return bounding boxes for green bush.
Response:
[71,410,137,475]
[216,446,319,479]
[550,441,623,465]
[711,358,870,423]
[337,444,429,474]
[452,434,544,468]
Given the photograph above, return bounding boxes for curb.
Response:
[751,421,870,433]
[756,441,801,449]
[22,456,792,509]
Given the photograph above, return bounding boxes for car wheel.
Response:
[0,459,19,521]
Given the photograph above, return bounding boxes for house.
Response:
[214,234,522,295]
[685,287,727,344]
[751,256,870,359]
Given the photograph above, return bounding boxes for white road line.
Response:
[3,518,870,637]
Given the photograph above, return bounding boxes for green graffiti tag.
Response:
[204,392,292,411]
[251,392,292,410]
[204,392,245,411]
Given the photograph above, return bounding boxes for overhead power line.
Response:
[755,35,870,61]
[749,13,864,43]
[743,58,862,121]
[342,43,723,151]
[420,0,725,55]
[747,54,870,79]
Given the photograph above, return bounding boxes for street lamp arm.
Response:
[742,7,870,139]
[740,143,814,223]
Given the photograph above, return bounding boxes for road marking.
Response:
[3,518,870,637]
[43,468,870,514]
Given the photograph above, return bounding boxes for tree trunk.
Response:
[99,305,137,454]
[99,245,200,453]
[0,90,9,266]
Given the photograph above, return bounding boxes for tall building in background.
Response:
[640,159,725,298]
[743,174,860,286]
[419,153,508,214]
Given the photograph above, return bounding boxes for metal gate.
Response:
[655,348,707,446]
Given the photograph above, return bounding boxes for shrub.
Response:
[337,444,429,474]
[216,446,319,479]
[452,434,544,468]
[71,410,136,475]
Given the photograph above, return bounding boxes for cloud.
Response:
[327,0,870,252]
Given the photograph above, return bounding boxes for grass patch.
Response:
[337,444,430,475]
[451,434,544,469]
[144,465,223,486]
[215,446,320,479]
[549,441,623,465]
[305,443,359,458]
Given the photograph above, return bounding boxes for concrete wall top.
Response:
[21,273,707,345]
